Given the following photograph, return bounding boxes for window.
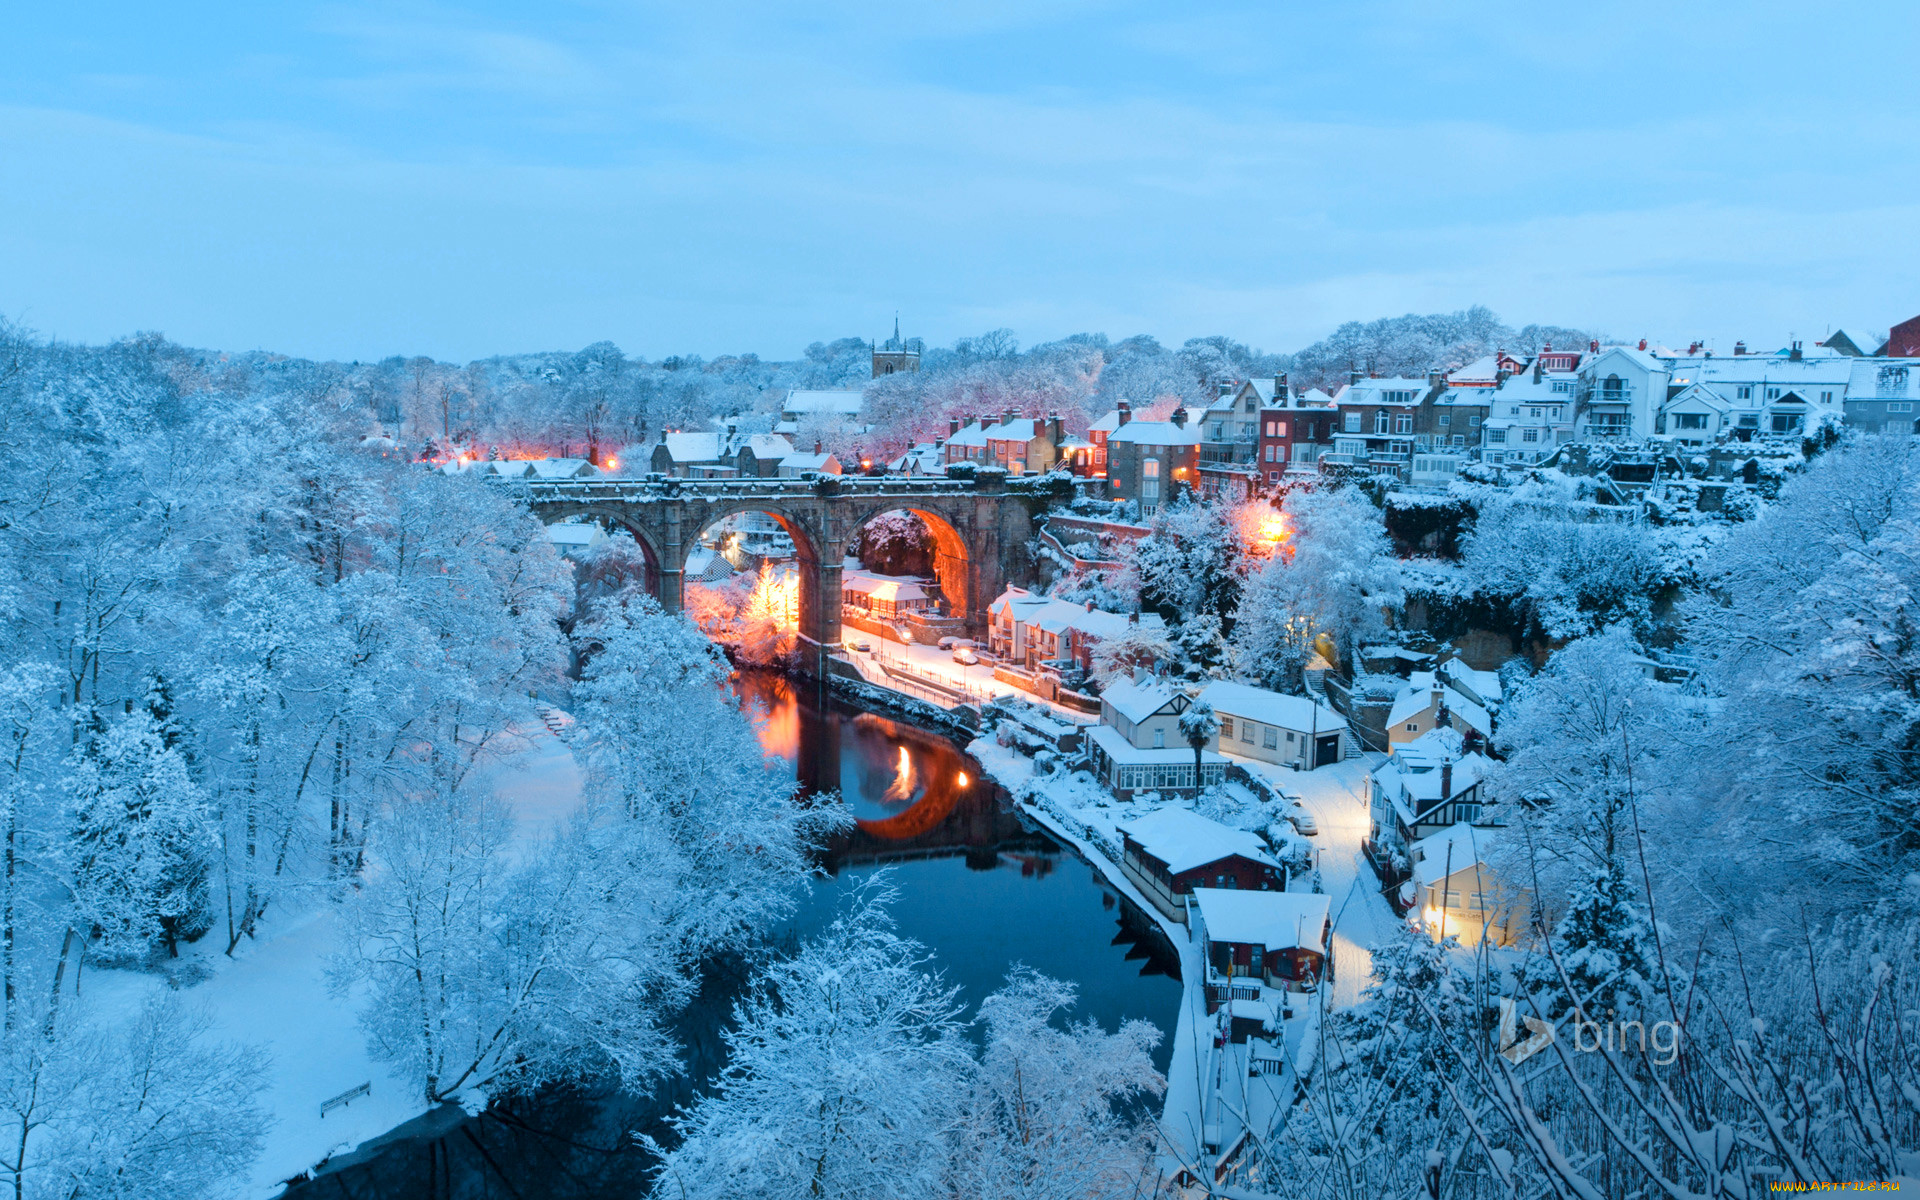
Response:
[1220,717,1233,739]
[1153,728,1165,748]
[1394,414,1413,434]
[1344,412,1361,433]
[1438,412,1451,426]
[1374,412,1390,434]
[1451,434,1465,447]
[1276,421,1287,438]
[1766,387,1781,400]
[1285,731,1295,744]
[1551,380,1572,393]
[1469,415,1482,428]
[1383,390,1416,404]
[1406,723,1420,733]
[1601,374,1625,402]
[1890,402,1914,413]
[1521,428,1539,443]
[1675,412,1707,430]
[1770,413,1803,433]
[1240,722,1253,743]
[1263,727,1277,749]
[1268,471,1279,482]
[1737,385,1753,400]
[1551,407,1562,419]
[1529,408,1540,417]
[1508,406,1519,415]
[1820,391,1833,404]
[1488,428,1508,444]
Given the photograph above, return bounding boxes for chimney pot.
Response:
[1734,341,1747,356]
[1170,407,1188,428]
[1638,338,1648,351]
[949,417,961,436]
[1589,339,1600,353]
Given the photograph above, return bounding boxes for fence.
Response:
[320,1081,371,1118]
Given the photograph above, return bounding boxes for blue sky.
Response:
[2,2,1915,362]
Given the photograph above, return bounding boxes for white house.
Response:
[544,521,607,560]
[1368,725,1497,865]
[1575,346,1670,440]
[778,449,843,478]
[1197,681,1348,770]
[1409,823,1524,948]
[1086,676,1226,800]
[780,389,864,423]
[1482,365,1580,464]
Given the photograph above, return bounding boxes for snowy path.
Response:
[1232,752,1400,1009]
[83,723,584,1199]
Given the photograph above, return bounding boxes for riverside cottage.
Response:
[1117,807,1284,925]
[1085,676,1226,801]
[1194,888,1333,1035]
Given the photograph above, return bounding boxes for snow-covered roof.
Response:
[1118,807,1277,874]
[1088,410,1126,434]
[1446,355,1503,385]
[782,389,865,416]
[544,523,606,553]
[1387,673,1491,737]
[841,573,929,603]
[1660,384,1731,413]
[1820,328,1886,356]
[945,421,992,447]
[780,451,839,471]
[1192,888,1329,952]
[1411,823,1498,890]
[485,459,532,477]
[1341,378,1431,405]
[526,458,596,479]
[741,434,794,459]
[662,432,726,462]
[1106,420,1200,448]
[437,458,478,475]
[1437,659,1502,707]
[990,588,1164,642]
[1293,387,1336,408]
[1198,682,1343,736]
[1088,724,1228,769]
[889,442,945,473]
[1847,358,1920,400]
[1102,676,1185,725]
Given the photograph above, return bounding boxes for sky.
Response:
[2,2,1917,364]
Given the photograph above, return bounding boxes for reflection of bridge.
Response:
[493,476,1038,671]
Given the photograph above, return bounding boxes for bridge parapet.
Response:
[486,475,983,503]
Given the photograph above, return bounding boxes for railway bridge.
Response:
[492,475,1041,671]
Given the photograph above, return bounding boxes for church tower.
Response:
[871,315,921,378]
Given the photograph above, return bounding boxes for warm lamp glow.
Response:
[956,771,970,788]
[606,456,618,469]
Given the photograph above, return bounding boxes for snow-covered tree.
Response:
[648,882,972,1200]
[1179,699,1218,786]
[1461,493,1663,640]
[60,707,215,960]
[1522,858,1661,1020]
[948,969,1164,1199]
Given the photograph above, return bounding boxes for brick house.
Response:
[1117,806,1285,924]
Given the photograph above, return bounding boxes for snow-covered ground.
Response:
[82,723,584,1199]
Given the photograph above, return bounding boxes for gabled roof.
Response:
[1198,681,1343,735]
[1293,387,1336,408]
[1387,672,1491,737]
[527,458,596,479]
[1340,378,1432,405]
[945,421,992,447]
[780,451,838,471]
[1436,659,1502,707]
[1193,888,1329,951]
[741,434,794,459]
[662,431,726,462]
[1411,823,1498,890]
[1660,383,1731,413]
[783,389,865,415]
[1118,807,1278,874]
[1088,410,1127,434]
[1102,676,1187,724]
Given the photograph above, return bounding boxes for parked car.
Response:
[937,636,959,650]
[952,648,980,666]
[849,640,872,653]
[1288,802,1319,836]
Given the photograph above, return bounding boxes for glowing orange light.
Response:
[607,456,619,469]
[956,771,970,788]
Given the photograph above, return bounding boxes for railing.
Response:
[487,475,983,502]
[320,1081,371,1118]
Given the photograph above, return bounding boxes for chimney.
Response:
[1638,338,1648,351]
[1734,341,1747,356]
[1496,368,1511,384]
[1533,357,1544,383]
[813,440,823,454]
[949,416,961,437]
[1002,407,1016,428]
[1117,400,1132,426]
[1275,373,1288,401]
[1589,339,1600,353]
[1440,757,1453,800]
[1170,407,1188,428]
[1085,600,1094,612]
[1790,340,1803,361]
[1427,368,1443,387]
[1049,412,1064,445]
[1349,368,1364,386]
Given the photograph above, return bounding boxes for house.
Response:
[1106,412,1202,518]
[1574,345,1669,440]
[1194,888,1331,1008]
[1255,391,1337,485]
[1436,658,1503,712]
[1387,671,1492,745]
[1884,314,1920,359]
[1409,823,1524,947]
[1200,381,1266,467]
[1329,376,1438,480]
[734,434,795,478]
[1482,352,1582,465]
[1117,806,1284,924]
[778,448,842,478]
[841,572,936,620]
[544,521,607,560]
[1818,329,1886,357]
[887,441,947,475]
[986,588,1166,674]
[1086,676,1226,802]
[650,432,736,478]
[780,389,865,424]
[1197,681,1348,769]
[1367,726,1497,867]
[1843,359,1920,435]
[1657,347,1853,441]
[983,412,1066,475]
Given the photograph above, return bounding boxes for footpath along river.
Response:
[283,669,1180,1199]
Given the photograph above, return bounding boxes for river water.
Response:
[284,670,1179,1199]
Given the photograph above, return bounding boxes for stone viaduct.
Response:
[492,475,1041,671]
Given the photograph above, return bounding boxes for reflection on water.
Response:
[283,670,1179,1199]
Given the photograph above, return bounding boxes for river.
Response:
[282,669,1180,1198]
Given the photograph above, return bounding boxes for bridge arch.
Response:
[538,502,667,598]
[842,503,977,632]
